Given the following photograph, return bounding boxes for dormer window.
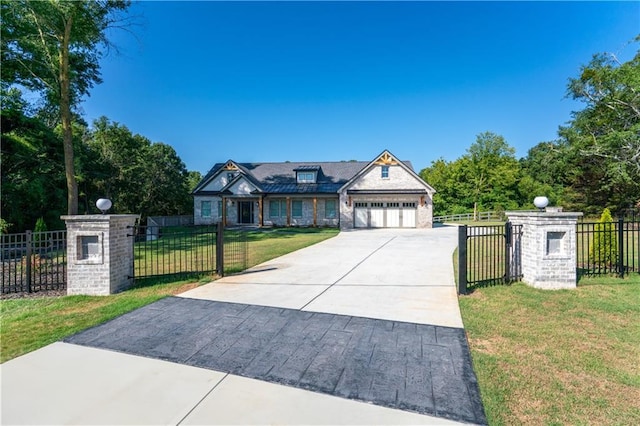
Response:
[297,172,316,183]
[294,165,320,184]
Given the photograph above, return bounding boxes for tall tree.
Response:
[560,39,640,213]
[1,0,130,214]
[1,88,67,231]
[464,131,521,216]
[84,117,193,219]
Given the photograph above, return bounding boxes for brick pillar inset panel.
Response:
[506,211,583,290]
[62,215,140,295]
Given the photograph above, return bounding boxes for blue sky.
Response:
[81,1,639,174]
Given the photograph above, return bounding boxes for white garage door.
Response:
[386,202,400,227]
[401,203,417,228]
[353,201,417,228]
[354,204,368,228]
[370,209,384,227]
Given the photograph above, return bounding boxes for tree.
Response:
[187,171,203,192]
[419,132,522,216]
[1,87,67,231]
[83,117,193,219]
[1,0,130,214]
[463,132,521,217]
[560,39,640,213]
[589,208,618,267]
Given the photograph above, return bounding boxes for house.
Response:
[192,150,435,229]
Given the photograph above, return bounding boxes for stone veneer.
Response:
[506,210,583,290]
[61,214,139,295]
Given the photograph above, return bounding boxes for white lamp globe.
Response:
[533,196,549,210]
[96,198,112,214]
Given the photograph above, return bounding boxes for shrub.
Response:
[0,218,11,234]
[34,217,47,243]
[589,208,618,266]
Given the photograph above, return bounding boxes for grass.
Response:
[0,280,202,363]
[459,276,640,425]
[238,227,339,266]
[133,227,339,277]
[1,227,338,363]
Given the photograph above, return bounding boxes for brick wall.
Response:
[507,211,583,289]
[62,215,139,295]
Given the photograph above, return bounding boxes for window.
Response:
[297,172,316,183]
[381,166,389,179]
[201,201,212,218]
[387,202,399,208]
[269,199,286,217]
[371,202,384,208]
[227,172,235,182]
[403,202,416,208]
[354,202,368,208]
[217,201,223,218]
[325,200,337,219]
[292,200,303,218]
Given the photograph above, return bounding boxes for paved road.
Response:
[1,227,486,425]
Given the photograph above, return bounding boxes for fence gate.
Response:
[1,230,67,294]
[458,222,522,294]
[129,222,248,283]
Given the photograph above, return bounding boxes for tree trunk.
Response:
[60,15,78,215]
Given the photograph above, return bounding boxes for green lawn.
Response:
[0,227,338,363]
[459,277,640,425]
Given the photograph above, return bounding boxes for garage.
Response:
[353,201,417,228]
[339,151,436,230]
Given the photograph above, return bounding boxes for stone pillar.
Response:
[61,215,140,295]
[506,210,583,290]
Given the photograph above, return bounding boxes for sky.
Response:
[80,1,639,175]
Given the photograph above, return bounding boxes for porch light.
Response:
[533,196,549,211]
[96,198,112,214]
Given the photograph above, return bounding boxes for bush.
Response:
[589,208,618,266]
[0,218,11,234]
[34,217,47,243]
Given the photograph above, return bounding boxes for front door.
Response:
[239,201,254,224]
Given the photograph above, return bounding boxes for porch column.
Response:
[286,197,291,226]
[221,196,227,227]
[313,197,317,227]
[258,197,263,226]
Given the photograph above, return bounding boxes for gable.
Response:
[201,170,239,191]
[340,150,435,194]
[195,160,242,192]
[226,175,260,195]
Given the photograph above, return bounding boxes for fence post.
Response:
[25,230,32,293]
[458,225,467,295]
[618,218,624,278]
[216,221,224,277]
[504,221,512,282]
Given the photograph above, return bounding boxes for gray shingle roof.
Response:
[194,159,415,195]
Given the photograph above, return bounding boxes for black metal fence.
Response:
[1,230,67,294]
[458,222,523,294]
[576,218,639,278]
[130,222,248,283]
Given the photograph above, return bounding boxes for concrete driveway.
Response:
[180,227,463,328]
[1,226,486,425]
